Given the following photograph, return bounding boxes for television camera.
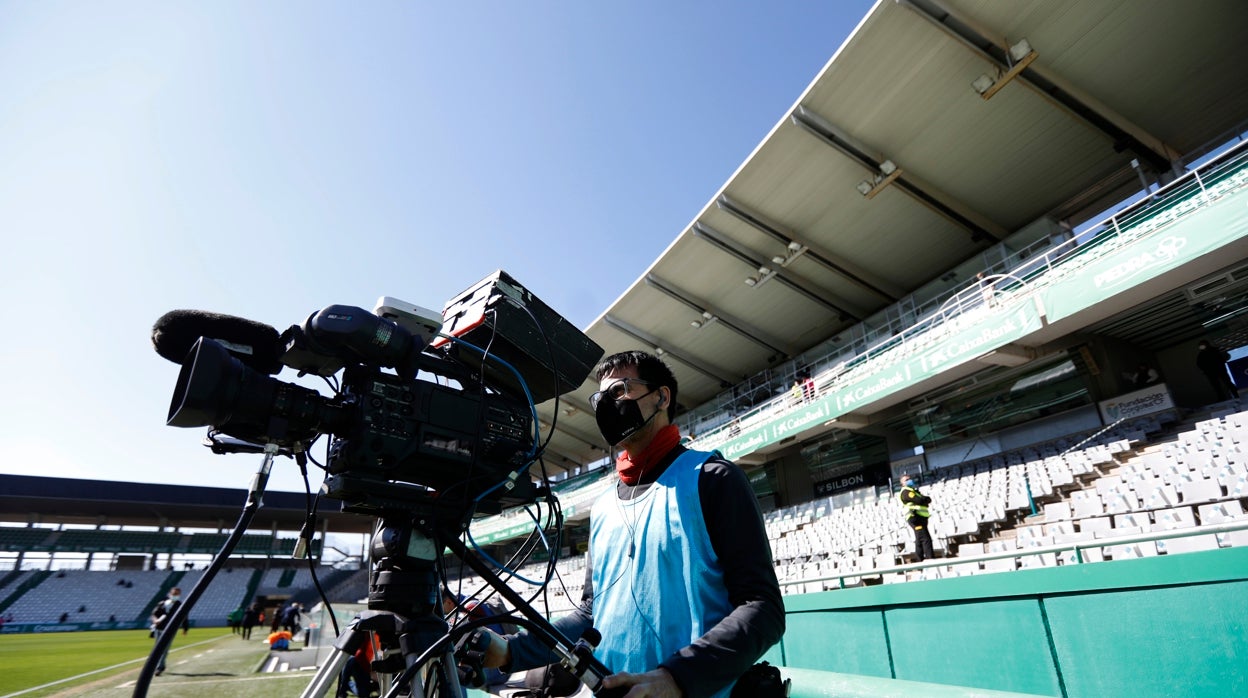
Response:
[156,269,602,518]
[146,271,626,698]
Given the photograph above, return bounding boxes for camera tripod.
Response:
[300,511,621,698]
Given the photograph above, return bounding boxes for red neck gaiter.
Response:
[615,424,681,486]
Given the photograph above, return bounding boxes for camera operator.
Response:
[480,350,785,698]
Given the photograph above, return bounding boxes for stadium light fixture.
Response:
[856,161,903,200]
[971,74,996,96]
[691,311,718,329]
[772,242,809,268]
[972,38,1037,101]
[1008,38,1033,64]
[745,266,778,288]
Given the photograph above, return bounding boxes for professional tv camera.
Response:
[146,271,626,698]
[154,270,603,518]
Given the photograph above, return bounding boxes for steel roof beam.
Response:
[714,195,900,302]
[896,0,1174,174]
[602,315,736,386]
[643,273,796,357]
[791,107,1000,243]
[691,222,861,322]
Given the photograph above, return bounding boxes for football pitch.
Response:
[0,629,322,698]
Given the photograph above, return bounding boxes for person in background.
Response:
[228,606,244,634]
[899,474,934,562]
[481,349,785,697]
[268,628,293,650]
[789,379,803,407]
[241,601,262,640]
[148,587,183,676]
[977,272,997,307]
[1196,340,1239,402]
[281,601,302,633]
[1123,363,1160,389]
[336,624,380,698]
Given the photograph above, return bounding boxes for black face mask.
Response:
[595,391,660,447]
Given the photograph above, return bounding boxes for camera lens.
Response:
[167,337,339,445]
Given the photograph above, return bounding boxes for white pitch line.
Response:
[1,636,225,697]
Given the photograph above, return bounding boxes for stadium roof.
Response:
[8,2,1248,516]
[0,474,374,535]
[533,0,1248,473]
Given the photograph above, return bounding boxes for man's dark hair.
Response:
[593,350,678,421]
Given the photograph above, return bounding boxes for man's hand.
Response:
[600,667,683,697]
[477,628,511,669]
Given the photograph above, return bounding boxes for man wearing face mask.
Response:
[148,586,183,676]
[481,350,785,698]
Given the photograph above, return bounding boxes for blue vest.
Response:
[590,449,735,697]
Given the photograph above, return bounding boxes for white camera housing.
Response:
[374,296,444,347]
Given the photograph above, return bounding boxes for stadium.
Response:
[4,1,1248,696]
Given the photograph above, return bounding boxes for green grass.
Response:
[0,629,160,695]
[0,629,315,698]
[0,621,493,698]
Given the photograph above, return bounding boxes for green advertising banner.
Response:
[707,182,1248,463]
[712,302,1043,460]
[1043,186,1248,323]
[2,621,145,634]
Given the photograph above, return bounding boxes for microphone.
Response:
[152,310,283,374]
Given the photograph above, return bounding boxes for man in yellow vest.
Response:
[899,474,934,561]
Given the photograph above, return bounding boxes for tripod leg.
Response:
[419,648,463,698]
[394,641,463,698]
[302,619,376,698]
[300,647,353,698]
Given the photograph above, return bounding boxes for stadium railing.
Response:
[685,139,1248,451]
[777,519,1248,591]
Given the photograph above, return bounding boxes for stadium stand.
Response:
[0,565,351,628]
[2,569,171,626]
[3,2,1248,694]
[179,567,259,628]
[436,407,1248,610]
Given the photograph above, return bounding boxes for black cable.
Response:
[132,448,278,697]
[297,455,340,637]
[512,300,563,458]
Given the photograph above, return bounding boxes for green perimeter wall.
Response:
[769,546,1248,698]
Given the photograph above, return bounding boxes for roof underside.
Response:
[537,0,1248,474]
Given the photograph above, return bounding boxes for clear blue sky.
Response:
[0,1,875,497]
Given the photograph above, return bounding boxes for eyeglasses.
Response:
[589,378,655,410]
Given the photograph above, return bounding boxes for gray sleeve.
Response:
[504,605,592,672]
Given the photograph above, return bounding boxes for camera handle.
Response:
[439,529,625,697]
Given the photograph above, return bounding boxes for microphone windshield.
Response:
[152,310,283,374]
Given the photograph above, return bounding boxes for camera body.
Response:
[163,271,602,518]
[323,364,536,512]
